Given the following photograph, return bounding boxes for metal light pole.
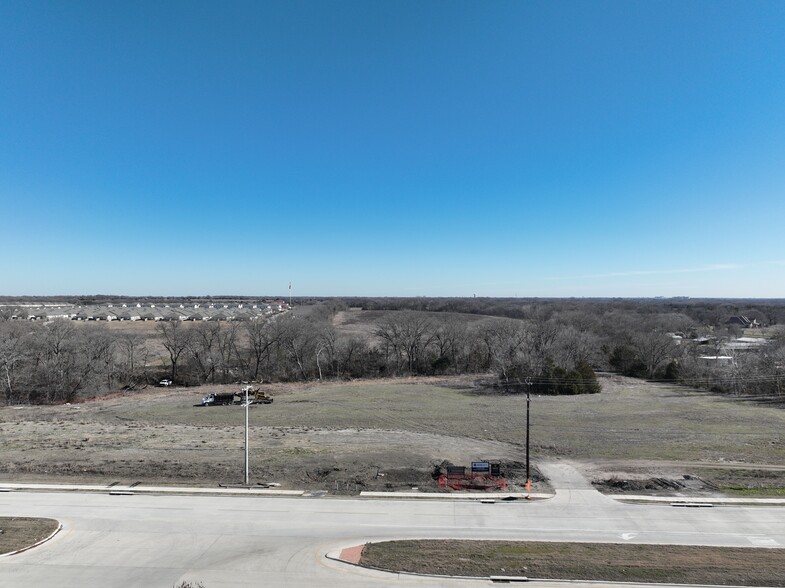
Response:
[525,378,532,496]
[244,385,250,486]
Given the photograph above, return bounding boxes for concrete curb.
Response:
[4,482,781,506]
[359,491,552,500]
[612,494,785,506]
[1,482,550,501]
[324,546,481,582]
[0,482,304,497]
[325,543,777,587]
[0,521,62,558]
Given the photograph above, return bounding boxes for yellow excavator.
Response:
[240,384,273,404]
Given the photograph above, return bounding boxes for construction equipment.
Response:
[241,384,274,404]
[200,386,273,407]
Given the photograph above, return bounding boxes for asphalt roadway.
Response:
[1,462,784,588]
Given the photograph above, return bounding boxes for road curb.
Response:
[326,544,778,587]
[5,482,782,506]
[0,521,62,558]
[359,491,553,500]
[612,495,785,506]
[324,545,481,581]
[0,482,305,497]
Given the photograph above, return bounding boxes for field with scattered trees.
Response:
[2,297,785,493]
[1,297,784,405]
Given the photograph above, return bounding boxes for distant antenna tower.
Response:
[288,281,292,307]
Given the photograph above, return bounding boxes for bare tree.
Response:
[432,317,467,373]
[480,318,529,383]
[244,318,281,381]
[27,322,112,403]
[631,330,678,379]
[216,321,240,382]
[525,315,559,374]
[279,318,318,380]
[117,332,148,386]
[554,326,601,367]
[374,312,436,375]
[158,321,192,382]
[335,335,369,378]
[187,322,220,383]
[314,324,337,380]
[0,321,27,404]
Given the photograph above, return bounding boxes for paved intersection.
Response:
[1,463,783,587]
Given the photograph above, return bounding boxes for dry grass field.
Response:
[1,374,784,494]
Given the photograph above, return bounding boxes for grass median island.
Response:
[0,517,60,555]
[359,540,785,586]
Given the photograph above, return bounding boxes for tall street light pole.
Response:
[525,378,532,497]
[244,385,250,486]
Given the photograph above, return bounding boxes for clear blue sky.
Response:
[1,1,784,298]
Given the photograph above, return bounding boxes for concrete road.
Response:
[1,463,783,588]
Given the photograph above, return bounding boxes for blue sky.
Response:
[1,1,784,297]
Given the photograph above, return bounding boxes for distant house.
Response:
[726,316,761,328]
[46,311,72,320]
[699,355,734,363]
[723,337,768,351]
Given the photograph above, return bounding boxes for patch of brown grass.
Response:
[361,540,785,585]
[0,517,60,555]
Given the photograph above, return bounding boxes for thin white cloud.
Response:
[546,264,741,281]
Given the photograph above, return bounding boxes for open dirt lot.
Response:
[1,374,784,494]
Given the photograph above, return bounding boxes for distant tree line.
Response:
[1,297,784,404]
